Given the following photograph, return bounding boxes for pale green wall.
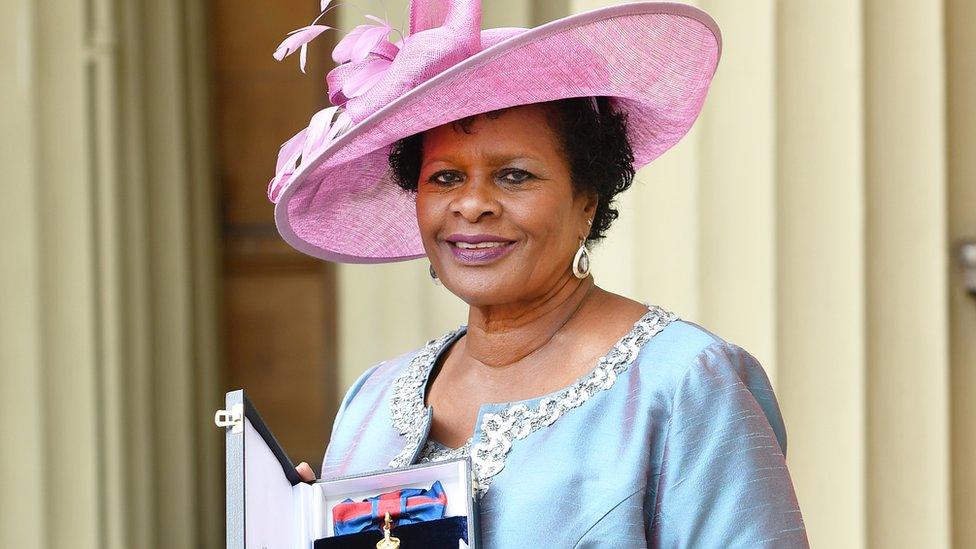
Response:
[0,0,221,548]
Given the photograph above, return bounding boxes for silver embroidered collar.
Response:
[388,305,678,496]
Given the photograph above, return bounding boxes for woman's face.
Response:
[416,103,596,307]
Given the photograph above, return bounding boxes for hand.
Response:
[296,461,316,483]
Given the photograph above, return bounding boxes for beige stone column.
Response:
[0,0,221,547]
[776,1,867,546]
[947,1,976,547]
[532,0,569,25]
[20,1,103,546]
[864,0,951,546]
[696,0,777,379]
[0,3,49,548]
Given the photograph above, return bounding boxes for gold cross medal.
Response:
[376,511,401,549]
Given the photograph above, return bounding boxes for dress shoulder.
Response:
[632,319,787,454]
[623,320,808,546]
[632,318,729,373]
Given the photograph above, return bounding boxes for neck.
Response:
[464,274,596,368]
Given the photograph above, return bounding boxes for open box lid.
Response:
[220,390,305,549]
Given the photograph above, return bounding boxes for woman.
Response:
[274,0,807,546]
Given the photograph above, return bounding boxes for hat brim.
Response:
[275,2,721,263]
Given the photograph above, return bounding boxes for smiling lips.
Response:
[446,234,516,264]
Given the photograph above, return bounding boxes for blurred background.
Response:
[1,0,974,547]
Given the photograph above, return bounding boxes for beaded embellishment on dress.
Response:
[388,330,462,468]
[388,305,678,496]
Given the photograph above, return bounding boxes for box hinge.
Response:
[214,403,244,434]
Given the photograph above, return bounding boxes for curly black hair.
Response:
[387,96,636,243]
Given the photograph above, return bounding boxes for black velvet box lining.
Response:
[313,516,468,548]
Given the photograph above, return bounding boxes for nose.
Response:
[450,174,500,223]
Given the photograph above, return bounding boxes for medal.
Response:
[376,512,401,549]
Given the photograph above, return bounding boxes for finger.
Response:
[296,461,316,482]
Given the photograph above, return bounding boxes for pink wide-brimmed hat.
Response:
[269,0,721,263]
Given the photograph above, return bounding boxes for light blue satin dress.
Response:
[321,305,808,547]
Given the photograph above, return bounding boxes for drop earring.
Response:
[572,238,591,279]
[429,263,441,285]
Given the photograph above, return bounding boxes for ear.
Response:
[581,191,599,232]
[571,190,598,240]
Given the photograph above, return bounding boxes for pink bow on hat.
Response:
[268,0,482,203]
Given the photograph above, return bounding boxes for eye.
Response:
[499,169,533,184]
[428,170,464,186]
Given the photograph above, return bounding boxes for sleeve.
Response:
[321,362,382,470]
[648,342,809,548]
[332,362,383,432]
